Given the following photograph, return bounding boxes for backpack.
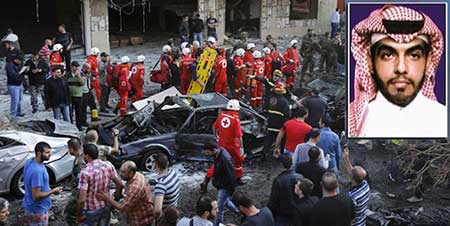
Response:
[106,63,120,89]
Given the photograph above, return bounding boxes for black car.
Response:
[97,93,266,171]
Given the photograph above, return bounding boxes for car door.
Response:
[175,109,218,160]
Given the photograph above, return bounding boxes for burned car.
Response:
[97,93,266,171]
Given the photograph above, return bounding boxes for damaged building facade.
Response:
[1,0,343,55]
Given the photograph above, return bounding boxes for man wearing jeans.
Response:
[77,144,123,226]
[6,55,25,118]
[204,141,240,226]
[191,14,204,44]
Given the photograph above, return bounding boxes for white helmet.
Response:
[137,55,146,62]
[263,47,271,55]
[162,45,171,53]
[207,36,216,44]
[247,43,256,50]
[226,99,240,111]
[89,47,100,55]
[53,44,63,51]
[180,42,189,49]
[289,39,298,47]
[121,56,130,64]
[252,50,262,59]
[193,40,200,47]
[182,48,191,56]
[235,48,245,57]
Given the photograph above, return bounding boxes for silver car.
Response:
[0,131,74,197]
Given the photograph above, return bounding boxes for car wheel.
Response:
[11,169,25,198]
[140,149,167,172]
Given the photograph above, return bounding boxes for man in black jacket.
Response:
[179,15,190,43]
[291,178,319,226]
[204,141,239,226]
[6,55,25,118]
[300,88,328,128]
[26,52,50,113]
[191,14,205,44]
[296,146,327,197]
[45,68,71,122]
[268,155,302,226]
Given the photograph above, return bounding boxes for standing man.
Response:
[116,56,131,116]
[130,55,146,102]
[80,63,101,123]
[343,148,370,226]
[317,115,341,173]
[6,55,25,118]
[300,29,315,77]
[330,8,340,38]
[39,38,52,63]
[160,45,173,90]
[25,52,49,113]
[98,52,111,112]
[310,172,355,226]
[50,44,65,72]
[153,154,181,220]
[291,178,319,226]
[180,48,195,94]
[191,14,205,44]
[23,142,63,226]
[86,47,102,104]
[296,147,327,198]
[177,196,218,226]
[263,47,273,79]
[44,68,71,122]
[274,106,312,158]
[268,155,302,226]
[233,48,245,98]
[54,24,74,70]
[3,40,23,64]
[211,99,245,181]
[230,192,275,226]
[64,138,85,226]
[283,39,300,88]
[77,144,123,226]
[243,43,256,66]
[97,161,155,226]
[292,128,329,170]
[300,88,328,128]
[66,61,85,130]
[206,13,218,40]
[204,141,240,226]
[179,15,190,43]
[214,48,228,95]
[251,50,265,108]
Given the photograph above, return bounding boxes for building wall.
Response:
[198,0,226,44]
[89,0,110,54]
[260,0,337,39]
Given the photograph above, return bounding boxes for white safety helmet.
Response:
[53,44,63,51]
[180,42,189,49]
[207,36,216,44]
[193,40,200,48]
[252,50,262,59]
[226,99,240,111]
[235,48,245,57]
[263,47,271,55]
[89,47,100,55]
[162,45,171,53]
[247,43,256,50]
[289,39,298,47]
[121,56,130,64]
[182,48,191,56]
[137,55,146,62]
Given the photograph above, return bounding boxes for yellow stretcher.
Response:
[187,47,217,94]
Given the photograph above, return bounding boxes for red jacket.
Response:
[86,55,99,77]
[130,62,145,89]
[181,55,195,80]
[264,55,273,78]
[254,59,265,78]
[50,52,63,71]
[213,110,243,149]
[118,63,131,92]
[214,55,228,83]
[160,53,173,82]
[283,47,300,68]
[242,51,255,67]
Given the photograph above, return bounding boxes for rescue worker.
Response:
[214,48,228,95]
[116,56,131,115]
[249,69,285,105]
[207,37,217,49]
[283,39,300,88]
[160,45,173,90]
[233,48,245,98]
[263,47,273,80]
[86,47,101,103]
[243,43,256,66]
[300,29,315,77]
[250,50,265,108]
[262,81,290,160]
[129,55,145,102]
[192,40,201,59]
[201,99,245,192]
[50,44,65,73]
[180,48,195,94]
[271,44,285,73]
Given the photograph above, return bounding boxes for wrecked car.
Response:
[0,131,74,197]
[96,93,266,172]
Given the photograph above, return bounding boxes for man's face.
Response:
[32,54,39,61]
[39,148,51,161]
[209,201,218,219]
[0,207,9,222]
[58,25,65,33]
[45,39,52,46]
[372,38,428,107]
[82,65,91,73]
[120,166,132,181]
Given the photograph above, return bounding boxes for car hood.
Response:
[18,119,80,138]
[0,131,69,151]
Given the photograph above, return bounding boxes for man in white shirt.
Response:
[330,8,340,38]
[349,5,446,138]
